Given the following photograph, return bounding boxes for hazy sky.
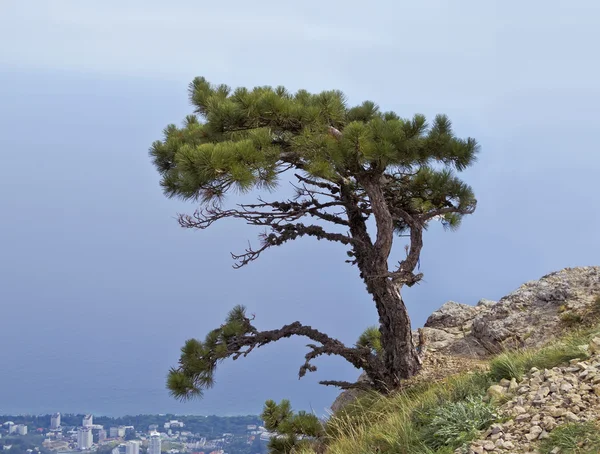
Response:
[1,1,599,417]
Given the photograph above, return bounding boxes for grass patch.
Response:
[324,372,496,454]
[560,311,583,327]
[538,421,600,454]
[489,351,530,382]
[489,327,598,382]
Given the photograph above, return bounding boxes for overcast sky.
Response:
[0,0,599,417]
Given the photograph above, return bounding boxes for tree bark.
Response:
[367,276,421,389]
[342,177,422,391]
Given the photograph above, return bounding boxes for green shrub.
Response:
[418,396,498,451]
[538,421,600,454]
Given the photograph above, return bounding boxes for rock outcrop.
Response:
[421,266,600,357]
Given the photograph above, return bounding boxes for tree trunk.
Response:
[341,178,422,391]
[367,275,421,391]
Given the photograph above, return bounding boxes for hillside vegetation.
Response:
[287,320,600,454]
[271,268,600,454]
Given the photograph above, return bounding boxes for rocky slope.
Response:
[465,336,600,454]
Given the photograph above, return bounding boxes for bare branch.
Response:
[294,174,341,194]
[232,223,355,268]
[318,380,373,390]
[222,321,382,387]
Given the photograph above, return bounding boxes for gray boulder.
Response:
[424,301,480,331]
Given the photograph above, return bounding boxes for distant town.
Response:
[0,414,270,454]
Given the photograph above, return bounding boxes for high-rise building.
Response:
[7,423,16,434]
[125,441,140,454]
[16,425,27,435]
[148,432,161,454]
[51,413,61,430]
[83,415,93,428]
[98,429,107,442]
[77,427,93,450]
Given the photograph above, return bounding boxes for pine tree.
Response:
[150,77,479,398]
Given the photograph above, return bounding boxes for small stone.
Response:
[537,386,550,397]
[487,385,506,399]
[589,336,600,353]
[548,407,566,417]
[490,432,502,441]
[515,413,531,422]
[525,425,543,441]
[490,423,503,435]
[503,441,514,449]
[593,385,600,396]
[564,411,579,421]
[542,416,557,431]
[482,441,495,451]
[530,425,543,436]
[470,445,484,454]
[560,383,573,392]
[508,378,518,393]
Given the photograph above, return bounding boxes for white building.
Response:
[125,441,140,454]
[148,432,161,454]
[77,427,93,450]
[16,425,27,436]
[163,420,184,430]
[51,413,61,430]
[83,415,93,428]
[109,427,125,438]
[98,429,107,442]
[7,423,16,435]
